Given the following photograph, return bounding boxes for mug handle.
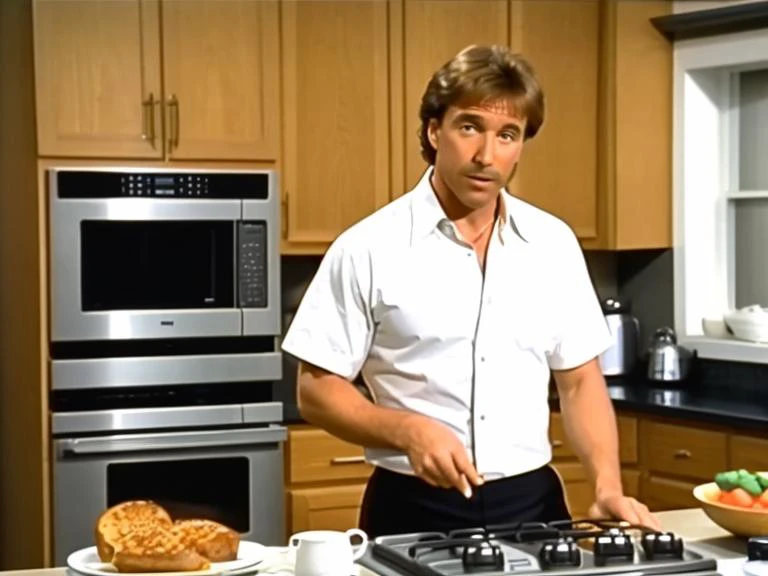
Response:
[345,528,369,560]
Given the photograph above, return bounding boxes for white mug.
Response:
[288,529,368,576]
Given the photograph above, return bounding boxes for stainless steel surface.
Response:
[48,167,281,342]
[52,402,283,434]
[598,298,640,376]
[53,426,286,567]
[647,326,694,382]
[51,351,282,390]
[167,93,179,150]
[55,425,287,456]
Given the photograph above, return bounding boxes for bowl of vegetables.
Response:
[693,469,768,537]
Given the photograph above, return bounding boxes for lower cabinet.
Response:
[284,425,372,540]
[288,483,368,535]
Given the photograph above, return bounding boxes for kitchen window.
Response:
[674,27,768,363]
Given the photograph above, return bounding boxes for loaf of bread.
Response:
[174,519,240,562]
[95,501,173,563]
[111,523,209,573]
[93,501,240,572]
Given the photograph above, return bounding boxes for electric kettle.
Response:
[598,298,640,376]
[646,326,695,382]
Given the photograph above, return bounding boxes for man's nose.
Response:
[474,134,494,166]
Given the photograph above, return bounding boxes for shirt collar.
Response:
[409,167,528,246]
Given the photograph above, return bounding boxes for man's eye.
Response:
[500,132,519,141]
[460,124,477,133]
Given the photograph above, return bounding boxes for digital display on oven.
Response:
[154,176,174,186]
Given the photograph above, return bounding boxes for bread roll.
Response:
[173,519,240,562]
[95,501,173,562]
[111,523,209,573]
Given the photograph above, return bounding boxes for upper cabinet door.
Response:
[33,0,163,158]
[507,0,600,241]
[280,0,392,251]
[400,0,510,192]
[161,0,280,161]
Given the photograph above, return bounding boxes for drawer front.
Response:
[288,427,373,484]
[644,421,727,481]
[730,435,768,472]
[549,413,638,464]
[642,475,699,512]
[288,483,367,535]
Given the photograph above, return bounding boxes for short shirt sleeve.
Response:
[280,236,374,380]
[547,226,612,371]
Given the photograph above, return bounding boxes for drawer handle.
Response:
[330,456,366,465]
[551,440,564,448]
[673,449,692,459]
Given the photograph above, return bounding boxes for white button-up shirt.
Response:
[281,168,612,479]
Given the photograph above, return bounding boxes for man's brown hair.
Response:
[418,45,545,165]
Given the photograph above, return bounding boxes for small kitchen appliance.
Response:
[598,298,640,376]
[358,519,720,576]
[646,327,695,383]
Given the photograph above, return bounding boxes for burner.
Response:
[594,528,635,566]
[538,536,582,569]
[642,532,684,560]
[462,541,505,573]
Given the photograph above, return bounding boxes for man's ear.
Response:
[427,118,440,150]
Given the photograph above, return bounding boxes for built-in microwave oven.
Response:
[48,167,281,343]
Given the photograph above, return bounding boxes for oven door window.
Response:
[107,457,249,532]
[81,221,234,310]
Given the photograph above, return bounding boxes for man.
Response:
[281,44,659,537]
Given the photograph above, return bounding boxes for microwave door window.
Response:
[80,221,235,311]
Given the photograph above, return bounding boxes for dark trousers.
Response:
[359,465,571,538]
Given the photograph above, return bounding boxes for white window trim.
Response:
[673,27,768,364]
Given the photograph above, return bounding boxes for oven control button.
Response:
[642,532,684,560]
[539,537,581,569]
[594,529,634,566]
[462,541,504,573]
[748,536,768,561]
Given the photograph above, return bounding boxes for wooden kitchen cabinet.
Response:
[585,0,673,250]
[279,0,394,253]
[284,425,372,539]
[32,0,279,161]
[506,0,601,242]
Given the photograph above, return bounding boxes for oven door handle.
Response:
[56,425,287,457]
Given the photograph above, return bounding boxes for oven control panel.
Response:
[55,170,271,200]
[238,222,268,308]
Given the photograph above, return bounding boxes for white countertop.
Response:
[0,508,753,576]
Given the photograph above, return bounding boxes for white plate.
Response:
[67,541,267,576]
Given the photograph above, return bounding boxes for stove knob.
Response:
[539,537,581,569]
[642,532,684,560]
[594,531,634,566]
[748,537,768,561]
[462,541,504,572]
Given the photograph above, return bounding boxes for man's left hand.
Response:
[588,494,661,530]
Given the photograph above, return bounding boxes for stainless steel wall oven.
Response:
[47,168,286,566]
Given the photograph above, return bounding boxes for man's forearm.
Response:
[558,374,624,498]
[297,362,416,451]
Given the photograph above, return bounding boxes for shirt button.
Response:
[480,415,486,421]
[480,357,486,362]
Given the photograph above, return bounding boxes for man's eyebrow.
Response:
[452,112,522,132]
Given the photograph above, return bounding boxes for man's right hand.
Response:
[398,413,484,498]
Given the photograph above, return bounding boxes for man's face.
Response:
[427,98,526,210]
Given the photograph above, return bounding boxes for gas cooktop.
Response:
[358,519,720,576]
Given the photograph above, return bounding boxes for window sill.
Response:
[679,335,768,364]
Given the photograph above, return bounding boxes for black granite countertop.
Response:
[548,375,768,431]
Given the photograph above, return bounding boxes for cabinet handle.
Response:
[167,94,179,151]
[330,456,366,465]
[281,193,288,239]
[551,440,564,448]
[673,449,692,459]
[141,92,155,146]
